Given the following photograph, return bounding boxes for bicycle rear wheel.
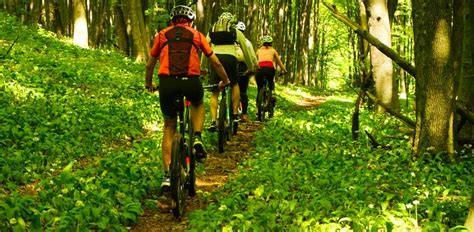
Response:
[218,96,226,153]
[257,88,266,122]
[266,87,274,118]
[184,107,196,197]
[170,133,185,217]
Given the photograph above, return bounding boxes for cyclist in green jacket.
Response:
[202,12,256,133]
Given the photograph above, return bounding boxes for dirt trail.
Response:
[130,95,326,231]
[130,121,263,232]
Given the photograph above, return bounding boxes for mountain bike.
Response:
[257,77,274,122]
[170,84,216,217]
[217,84,234,153]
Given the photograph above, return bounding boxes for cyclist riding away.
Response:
[255,35,287,120]
[235,21,257,123]
[145,5,230,189]
[202,12,256,132]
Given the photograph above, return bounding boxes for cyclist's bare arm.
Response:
[145,56,158,91]
[274,50,287,73]
[209,53,231,89]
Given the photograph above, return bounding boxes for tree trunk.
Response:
[72,0,89,48]
[114,0,130,55]
[457,0,474,145]
[412,0,455,157]
[366,0,399,113]
[125,0,149,62]
[466,189,474,230]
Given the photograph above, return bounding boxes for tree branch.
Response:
[456,102,474,124]
[365,91,416,128]
[1,34,20,59]
[321,2,416,77]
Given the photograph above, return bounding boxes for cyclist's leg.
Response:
[237,62,249,121]
[268,68,276,90]
[208,61,221,131]
[158,76,179,187]
[255,69,265,119]
[216,54,240,122]
[185,77,207,160]
[238,75,250,121]
[231,83,240,119]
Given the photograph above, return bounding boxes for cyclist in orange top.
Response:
[145,5,230,189]
[255,35,287,120]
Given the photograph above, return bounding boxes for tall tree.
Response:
[125,0,150,62]
[72,0,89,48]
[457,0,474,145]
[365,0,399,113]
[412,0,455,157]
[467,190,474,230]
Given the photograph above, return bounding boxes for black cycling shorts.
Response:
[210,54,238,89]
[256,67,276,90]
[158,76,204,119]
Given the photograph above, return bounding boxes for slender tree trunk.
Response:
[457,0,474,145]
[114,0,130,55]
[366,0,399,113]
[412,0,455,157]
[466,189,474,231]
[31,0,42,24]
[72,0,89,48]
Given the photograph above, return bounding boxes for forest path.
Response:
[131,95,326,232]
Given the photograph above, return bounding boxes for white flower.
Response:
[406,203,413,209]
[413,200,420,205]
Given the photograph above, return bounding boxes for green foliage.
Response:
[188,87,473,230]
[0,12,162,230]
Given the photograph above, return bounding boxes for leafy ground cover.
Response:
[1,12,164,231]
[1,11,473,231]
[188,87,474,231]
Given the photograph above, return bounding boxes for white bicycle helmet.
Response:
[169,5,196,21]
[261,35,273,43]
[235,21,246,31]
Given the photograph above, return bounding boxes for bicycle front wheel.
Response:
[170,133,185,217]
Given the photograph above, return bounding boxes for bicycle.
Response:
[257,77,275,122]
[217,84,234,153]
[169,84,216,217]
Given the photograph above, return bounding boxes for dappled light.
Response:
[1,0,473,230]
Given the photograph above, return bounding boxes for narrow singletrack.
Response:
[130,94,326,231]
[130,121,263,232]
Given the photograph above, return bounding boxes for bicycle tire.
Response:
[228,89,235,137]
[218,95,226,153]
[170,133,185,217]
[257,87,266,122]
[184,107,196,197]
[266,86,273,118]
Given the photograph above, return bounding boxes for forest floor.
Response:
[130,95,326,232]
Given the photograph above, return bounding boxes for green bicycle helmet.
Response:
[261,35,273,43]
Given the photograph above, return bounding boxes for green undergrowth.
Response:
[188,89,473,231]
[1,12,164,231]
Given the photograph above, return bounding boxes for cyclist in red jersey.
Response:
[255,35,287,120]
[145,5,230,189]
